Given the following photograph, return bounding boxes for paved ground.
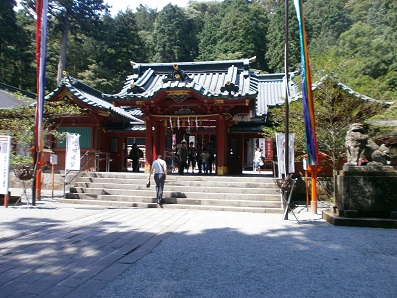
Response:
[0,189,396,297]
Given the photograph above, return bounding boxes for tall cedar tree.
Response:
[21,0,109,86]
[152,4,192,62]
[0,0,19,84]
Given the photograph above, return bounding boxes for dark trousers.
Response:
[132,158,139,172]
[178,160,187,174]
[154,173,165,201]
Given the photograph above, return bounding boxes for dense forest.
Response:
[1,0,397,102]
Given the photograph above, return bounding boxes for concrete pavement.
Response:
[0,189,396,297]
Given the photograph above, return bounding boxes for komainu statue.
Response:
[345,123,390,166]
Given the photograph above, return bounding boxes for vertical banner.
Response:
[265,138,273,159]
[35,0,48,153]
[189,135,195,146]
[276,133,295,178]
[0,136,11,195]
[172,134,176,146]
[65,133,81,171]
[258,138,266,157]
[293,0,319,165]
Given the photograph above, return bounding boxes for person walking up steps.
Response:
[150,155,167,206]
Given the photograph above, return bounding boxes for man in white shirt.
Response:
[150,155,167,205]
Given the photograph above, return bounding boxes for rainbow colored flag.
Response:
[293,0,319,166]
[35,0,48,152]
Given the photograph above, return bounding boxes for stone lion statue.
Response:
[345,123,390,166]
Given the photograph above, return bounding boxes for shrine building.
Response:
[46,58,297,174]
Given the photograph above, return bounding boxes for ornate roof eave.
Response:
[110,86,258,103]
[46,75,144,123]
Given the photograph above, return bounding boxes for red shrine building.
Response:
[46,58,297,174]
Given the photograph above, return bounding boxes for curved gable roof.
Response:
[46,77,143,123]
[104,59,257,100]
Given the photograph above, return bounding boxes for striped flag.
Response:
[35,0,48,152]
[293,0,319,166]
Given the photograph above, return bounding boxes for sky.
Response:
[106,1,192,15]
[15,1,215,16]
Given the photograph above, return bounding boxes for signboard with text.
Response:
[0,135,11,195]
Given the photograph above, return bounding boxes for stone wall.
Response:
[9,171,65,190]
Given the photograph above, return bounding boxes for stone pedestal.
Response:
[335,165,397,218]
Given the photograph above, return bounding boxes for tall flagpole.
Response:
[293,0,320,213]
[283,0,290,220]
[33,0,48,204]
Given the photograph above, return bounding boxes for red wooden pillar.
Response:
[216,114,227,175]
[153,118,166,159]
[145,116,153,172]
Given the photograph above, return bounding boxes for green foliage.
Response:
[262,75,386,171]
[0,95,84,168]
[152,4,192,62]
[265,0,300,72]
[0,0,396,101]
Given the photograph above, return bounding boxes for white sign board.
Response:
[0,135,11,195]
[276,133,295,178]
[65,133,81,171]
[188,135,195,146]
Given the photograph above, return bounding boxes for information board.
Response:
[0,135,11,195]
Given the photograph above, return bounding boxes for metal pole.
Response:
[283,0,290,220]
[284,0,290,177]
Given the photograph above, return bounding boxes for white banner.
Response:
[276,133,295,178]
[65,133,80,171]
[0,135,11,194]
[258,138,266,157]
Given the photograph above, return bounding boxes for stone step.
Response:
[75,172,273,182]
[75,175,276,186]
[66,190,281,202]
[63,171,283,213]
[71,183,279,195]
[59,198,284,213]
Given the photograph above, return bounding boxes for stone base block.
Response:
[336,167,397,218]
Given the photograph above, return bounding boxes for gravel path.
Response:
[96,208,397,298]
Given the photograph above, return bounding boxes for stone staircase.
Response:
[61,172,284,213]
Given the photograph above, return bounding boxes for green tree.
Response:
[305,0,352,53]
[21,0,110,85]
[197,0,268,69]
[0,94,84,168]
[135,5,158,62]
[265,0,300,72]
[152,4,192,62]
[263,76,386,172]
[0,0,24,86]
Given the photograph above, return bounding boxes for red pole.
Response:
[4,194,8,208]
[309,165,318,214]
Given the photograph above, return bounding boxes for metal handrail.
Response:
[63,151,94,197]
[63,151,112,198]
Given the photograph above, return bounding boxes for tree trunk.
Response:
[56,10,70,86]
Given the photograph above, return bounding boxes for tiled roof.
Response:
[101,59,298,117]
[46,77,143,123]
[0,84,35,109]
[104,59,257,100]
[49,59,298,119]
[252,73,298,116]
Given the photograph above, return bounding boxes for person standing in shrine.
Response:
[187,141,197,173]
[253,147,263,173]
[196,143,203,174]
[178,140,188,175]
[129,143,142,172]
